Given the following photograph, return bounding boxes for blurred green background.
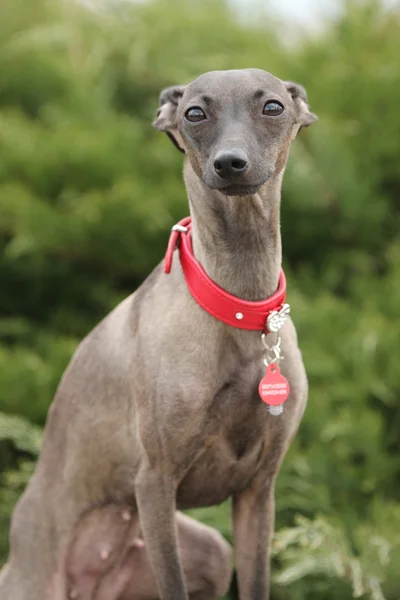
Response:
[0,0,399,598]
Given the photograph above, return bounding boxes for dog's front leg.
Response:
[135,468,188,600]
[233,473,276,600]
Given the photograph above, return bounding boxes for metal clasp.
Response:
[266,303,290,333]
[261,332,283,367]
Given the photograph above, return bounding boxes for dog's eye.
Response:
[263,101,284,116]
[185,107,206,122]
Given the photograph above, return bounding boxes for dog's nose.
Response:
[213,149,249,179]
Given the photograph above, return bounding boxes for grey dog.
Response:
[0,68,317,600]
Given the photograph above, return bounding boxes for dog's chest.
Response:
[176,368,268,509]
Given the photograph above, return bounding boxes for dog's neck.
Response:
[184,163,283,302]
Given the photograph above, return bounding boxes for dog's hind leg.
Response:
[174,513,233,600]
[98,511,233,600]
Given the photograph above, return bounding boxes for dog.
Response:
[0,68,316,600]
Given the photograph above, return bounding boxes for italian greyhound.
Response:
[0,68,317,600]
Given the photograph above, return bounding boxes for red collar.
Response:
[164,217,287,332]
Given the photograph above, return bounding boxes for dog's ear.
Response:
[153,85,186,153]
[284,81,318,131]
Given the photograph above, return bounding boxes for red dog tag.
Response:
[259,364,290,406]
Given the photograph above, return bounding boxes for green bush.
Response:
[0,1,399,598]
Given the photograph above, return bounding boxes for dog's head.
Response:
[153,69,317,196]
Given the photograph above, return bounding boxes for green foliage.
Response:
[0,412,40,558]
[272,511,399,600]
[0,412,42,455]
[0,0,399,598]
